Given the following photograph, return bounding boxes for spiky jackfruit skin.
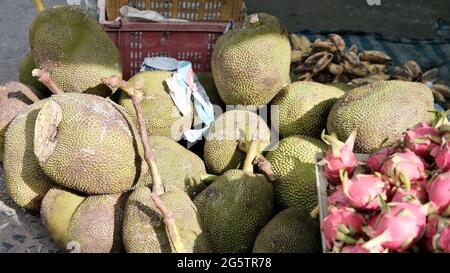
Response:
[148,136,207,197]
[119,71,193,141]
[327,81,434,153]
[35,93,148,195]
[19,53,50,96]
[0,82,43,161]
[252,207,321,253]
[211,13,291,106]
[123,186,210,253]
[4,100,53,211]
[272,82,345,138]
[267,136,326,211]
[40,187,86,250]
[326,83,355,92]
[194,170,274,253]
[65,193,128,253]
[29,6,122,97]
[204,110,271,175]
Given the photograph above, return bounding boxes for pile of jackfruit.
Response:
[0,6,435,253]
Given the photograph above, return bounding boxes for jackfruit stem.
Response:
[32,69,63,95]
[32,0,45,13]
[243,135,260,174]
[201,174,219,185]
[254,155,276,182]
[101,76,165,196]
[149,192,186,253]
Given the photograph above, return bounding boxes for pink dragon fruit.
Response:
[341,241,386,253]
[424,214,450,253]
[431,144,450,172]
[381,150,427,191]
[363,201,427,252]
[341,172,390,211]
[327,186,350,208]
[392,182,428,204]
[427,172,450,215]
[404,122,441,158]
[366,146,396,173]
[321,206,365,250]
[321,130,358,185]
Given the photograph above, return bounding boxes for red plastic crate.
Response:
[102,21,229,80]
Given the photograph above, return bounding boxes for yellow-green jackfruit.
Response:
[29,6,122,97]
[211,13,291,106]
[267,135,326,211]
[119,71,193,141]
[19,52,50,96]
[272,82,345,138]
[327,81,434,153]
[33,93,148,194]
[4,99,53,211]
[204,110,271,175]
[253,207,321,253]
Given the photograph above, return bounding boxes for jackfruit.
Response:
[266,135,326,211]
[272,82,345,138]
[327,81,434,153]
[40,187,86,250]
[0,82,44,161]
[211,13,291,106]
[147,136,207,197]
[4,99,53,211]
[122,185,210,253]
[196,72,225,111]
[19,53,50,96]
[194,169,274,253]
[252,207,321,253]
[204,110,271,175]
[33,93,148,194]
[65,192,128,253]
[118,71,193,141]
[327,83,355,92]
[29,6,122,97]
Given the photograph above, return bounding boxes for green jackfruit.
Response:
[123,186,210,253]
[40,187,86,249]
[267,135,326,211]
[272,82,345,138]
[33,93,148,194]
[65,192,128,253]
[119,71,193,141]
[0,82,44,161]
[211,13,291,106]
[327,81,434,153]
[194,168,274,253]
[326,83,355,92]
[147,136,207,197]
[4,99,53,211]
[252,207,321,253]
[19,53,50,96]
[29,6,122,97]
[204,110,271,175]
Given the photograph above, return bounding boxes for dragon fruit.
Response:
[404,122,441,158]
[427,172,450,215]
[381,150,427,191]
[327,186,350,208]
[341,241,386,253]
[321,130,358,185]
[363,201,427,252]
[341,172,389,211]
[321,206,365,250]
[392,182,428,204]
[367,146,396,173]
[424,214,450,253]
[431,144,450,172]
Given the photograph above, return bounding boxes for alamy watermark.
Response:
[366,0,381,6]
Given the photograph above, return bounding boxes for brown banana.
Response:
[359,50,392,64]
[328,34,346,54]
[313,53,334,74]
[404,60,422,80]
[311,41,337,53]
[290,34,311,53]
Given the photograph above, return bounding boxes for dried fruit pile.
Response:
[290,34,450,108]
[319,114,450,253]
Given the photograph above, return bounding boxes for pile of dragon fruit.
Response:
[320,118,450,253]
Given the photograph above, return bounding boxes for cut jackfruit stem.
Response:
[200,174,219,185]
[101,76,164,196]
[32,0,45,13]
[32,69,63,94]
[149,192,186,253]
[310,205,320,219]
[254,155,276,181]
[243,135,260,174]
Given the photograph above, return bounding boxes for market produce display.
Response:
[0,3,448,254]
